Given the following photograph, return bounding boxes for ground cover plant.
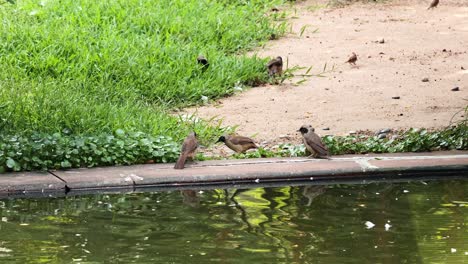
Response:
[232,123,468,159]
[0,0,286,171]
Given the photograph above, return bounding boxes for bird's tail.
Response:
[174,153,188,169]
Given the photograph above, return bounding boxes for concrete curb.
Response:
[0,151,467,198]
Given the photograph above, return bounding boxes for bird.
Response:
[174,131,199,169]
[298,125,329,158]
[217,135,258,153]
[266,56,283,76]
[346,52,357,65]
[197,55,209,70]
[427,0,439,9]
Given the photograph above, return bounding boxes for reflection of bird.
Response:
[197,55,209,70]
[174,132,198,169]
[346,52,357,65]
[217,135,257,153]
[298,125,329,158]
[181,190,199,207]
[427,0,439,9]
[302,185,326,206]
[267,56,283,76]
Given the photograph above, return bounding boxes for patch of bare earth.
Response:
[184,0,468,147]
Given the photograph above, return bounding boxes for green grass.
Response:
[0,0,287,171]
[0,0,286,136]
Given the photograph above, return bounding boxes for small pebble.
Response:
[349,131,356,135]
[451,87,460,91]
[422,78,429,82]
[392,96,400,99]
[322,127,330,131]
[398,113,404,116]
[378,38,385,44]
[380,128,391,134]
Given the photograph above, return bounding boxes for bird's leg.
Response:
[186,157,198,165]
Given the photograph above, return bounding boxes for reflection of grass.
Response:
[0,0,287,171]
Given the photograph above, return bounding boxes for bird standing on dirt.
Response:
[217,135,258,153]
[197,55,209,70]
[346,52,358,66]
[427,0,439,9]
[174,131,199,169]
[298,125,329,159]
[267,56,283,76]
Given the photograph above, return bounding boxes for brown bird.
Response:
[174,131,199,169]
[217,135,258,153]
[427,0,439,9]
[197,55,209,70]
[298,125,329,158]
[346,52,357,65]
[267,56,283,76]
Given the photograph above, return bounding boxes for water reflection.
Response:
[0,179,466,263]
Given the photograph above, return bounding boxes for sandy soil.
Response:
[185,0,468,146]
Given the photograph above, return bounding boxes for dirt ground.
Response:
[185,0,468,146]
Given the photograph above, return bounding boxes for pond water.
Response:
[0,178,466,263]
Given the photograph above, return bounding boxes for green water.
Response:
[0,179,466,263]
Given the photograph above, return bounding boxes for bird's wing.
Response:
[182,135,198,153]
[229,136,256,145]
[304,133,329,156]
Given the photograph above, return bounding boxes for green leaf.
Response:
[115,129,125,137]
[6,158,16,169]
[60,160,72,168]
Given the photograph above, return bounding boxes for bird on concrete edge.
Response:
[174,131,199,169]
[217,135,258,153]
[298,125,330,159]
